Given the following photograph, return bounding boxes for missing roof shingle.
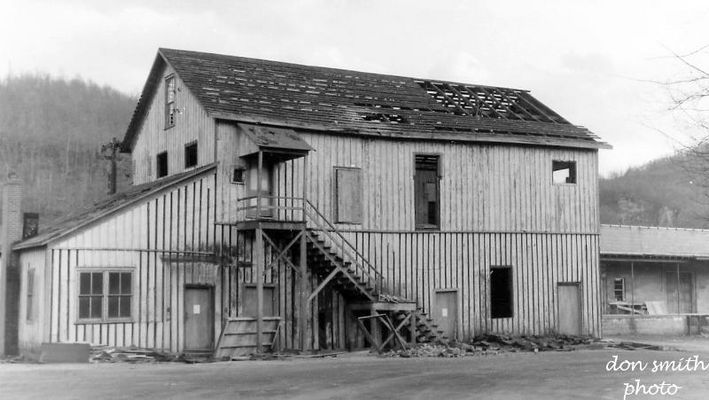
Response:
[416,81,568,124]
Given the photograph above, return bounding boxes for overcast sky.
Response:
[2,0,709,176]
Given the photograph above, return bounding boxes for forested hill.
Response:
[0,74,136,226]
[600,153,709,229]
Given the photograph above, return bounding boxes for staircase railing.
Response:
[302,200,383,293]
[234,196,383,294]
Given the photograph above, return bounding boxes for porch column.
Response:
[257,150,263,216]
[255,224,264,352]
[630,261,635,318]
[676,262,681,315]
[299,156,308,350]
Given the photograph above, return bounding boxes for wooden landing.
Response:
[349,301,417,312]
[233,219,306,231]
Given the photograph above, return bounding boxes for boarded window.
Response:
[165,75,176,128]
[490,266,513,318]
[613,278,625,301]
[552,160,576,184]
[157,152,168,178]
[26,269,34,321]
[185,142,198,168]
[335,167,362,223]
[414,154,440,229]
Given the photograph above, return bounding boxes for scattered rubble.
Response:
[91,346,179,363]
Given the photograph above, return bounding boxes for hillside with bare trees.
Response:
[0,74,135,226]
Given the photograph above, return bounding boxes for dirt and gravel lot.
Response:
[2,344,709,400]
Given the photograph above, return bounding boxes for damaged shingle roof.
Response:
[122,48,608,151]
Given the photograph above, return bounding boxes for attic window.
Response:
[361,113,408,124]
[157,152,168,178]
[184,142,198,169]
[165,75,176,129]
[552,160,576,184]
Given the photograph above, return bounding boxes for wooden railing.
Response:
[235,196,384,293]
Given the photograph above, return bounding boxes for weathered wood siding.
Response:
[17,248,48,354]
[132,63,215,185]
[293,132,599,233]
[344,231,600,337]
[44,170,222,351]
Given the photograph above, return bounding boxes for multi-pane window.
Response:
[79,272,104,319]
[108,272,132,318]
[613,278,625,301]
[79,271,132,321]
[165,75,176,128]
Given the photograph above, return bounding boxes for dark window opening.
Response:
[613,278,625,301]
[165,75,176,128]
[184,142,198,169]
[490,267,513,318]
[157,152,168,178]
[232,167,246,184]
[415,154,440,230]
[552,160,576,184]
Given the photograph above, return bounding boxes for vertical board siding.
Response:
[339,231,600,338]
[273,132,599,234]
[132,63,216,185]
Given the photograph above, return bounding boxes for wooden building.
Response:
[600,224,709,335]
[12,48,609,356]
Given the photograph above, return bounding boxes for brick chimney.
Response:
[1,173,23,356]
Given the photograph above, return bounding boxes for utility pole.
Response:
[99,137,121,195]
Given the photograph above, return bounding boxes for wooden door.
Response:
[414,155,440,229]
[434,290,458,340]
[666,272,693,314]
[184,287,214,351]
[247,160,274,217]
[557,283,581,335]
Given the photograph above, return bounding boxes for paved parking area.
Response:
[2,347,709,399]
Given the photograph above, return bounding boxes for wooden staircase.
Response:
[305,226,448,345]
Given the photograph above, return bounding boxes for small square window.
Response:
[157,152,168,178]
[232,167,246,184]
[552,160,576,184]
[185,142,198,169]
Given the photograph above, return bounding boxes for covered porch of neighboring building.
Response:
[600,225,709,336]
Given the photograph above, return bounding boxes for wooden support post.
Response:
[257,150,263,217]
[676,262,681,315]
[370,308,381,349]
[255,225,264,353]
[411,311,417,345]
[630,261,635,320]
[299,227,307,350]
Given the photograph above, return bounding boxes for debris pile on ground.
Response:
[381,334,667,358]
[91,346,178,363]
